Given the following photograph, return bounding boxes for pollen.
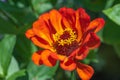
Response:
[53,28,77,46]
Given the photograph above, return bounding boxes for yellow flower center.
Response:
[53,28,77,46]
[53,28,79,56]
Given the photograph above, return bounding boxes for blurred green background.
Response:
[0,0,120,80]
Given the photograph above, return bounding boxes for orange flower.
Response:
[25,7,105,80]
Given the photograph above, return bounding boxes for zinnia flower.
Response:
[25,7,105,80]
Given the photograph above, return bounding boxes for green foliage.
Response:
[103,19,120,44]
[32,0,53,15]
[7,69,26,80]
[0,0,120,80]
[0,34,16,77]
[7,57,26,80]
[27,62,58,80]
[0,16,17,34]
[103,4,120,26]
[0,1,36,34]
[13,35,37,68]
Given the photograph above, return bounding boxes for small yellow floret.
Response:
[53,28,77,46]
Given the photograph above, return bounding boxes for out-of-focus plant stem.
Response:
[71,70,76,80]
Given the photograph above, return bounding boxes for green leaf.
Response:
[6,57,25,80]
[13,34,37,68]
[0,2,24,27]
[7,70,26,80]
[0,34,16,76]
[32,0,53,15]
[0,63,4,78]
[103,19,120,44]
[27,62,59,80]
[0,2,36,34]
[0,16,17,34]
[103,4,120,26]
[6,57,19,79]
[6,57,26,80]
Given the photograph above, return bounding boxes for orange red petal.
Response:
[75,8,90,42]
[32,50,58,67]
[49,9,63,32]
[75,46,89,60]
[59,7,76,27]
[25,29,50,48]
[75,11,82,42]
[39,13,56,34]
[87,18,105,33]
[76,8,90,33]
[38,13,49,22]
[60,58,76,71]
[25,29,34,39]
[86,32,100,49]
[32,50,43,66]
[76,62,94,80]
[32,19,53,46]
[61,17,71,29]
[57,54,67,61]
[41,50,58,67]
[25,29,53,50]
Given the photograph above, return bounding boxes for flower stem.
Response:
[71,70,76,80]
